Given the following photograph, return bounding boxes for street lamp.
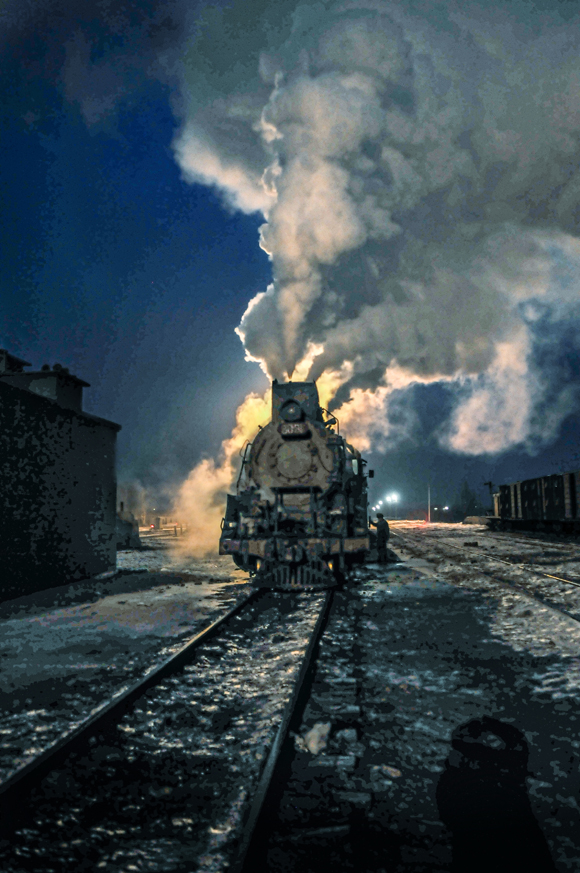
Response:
[385,492,400,519]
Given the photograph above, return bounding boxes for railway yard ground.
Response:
[2,524,580,871]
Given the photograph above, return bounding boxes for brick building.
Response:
[0,349,121,598]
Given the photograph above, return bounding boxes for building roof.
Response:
[0,349,32,372]
[36,369,91,387]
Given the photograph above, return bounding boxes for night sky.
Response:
[3,0,580,520]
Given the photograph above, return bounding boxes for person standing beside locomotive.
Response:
[369,513,390,563]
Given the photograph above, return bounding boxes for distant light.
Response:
[444,506,449,510]
[386,492,399,503]
[434,506,438,510]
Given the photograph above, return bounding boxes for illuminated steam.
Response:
[173,389,271,555]
[53,0,580,549]
[172,0,580,458]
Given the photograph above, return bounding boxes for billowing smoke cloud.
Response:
[171,0,580,456]
[43,0,580,551]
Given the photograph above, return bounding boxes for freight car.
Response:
[219,380,372,588]
[491,470,580,533]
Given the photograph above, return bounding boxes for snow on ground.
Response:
[4,524,580,784]
[0,538,253,780]
[391,520,580,685]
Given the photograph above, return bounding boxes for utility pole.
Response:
[428,484,431,523]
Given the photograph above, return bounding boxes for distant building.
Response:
[0,349,121,599]
[116,502,141,549]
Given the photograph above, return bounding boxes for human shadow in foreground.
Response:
[436,716,557,873]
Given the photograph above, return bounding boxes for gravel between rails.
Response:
[0,590,327,873]
[424,531,580,577]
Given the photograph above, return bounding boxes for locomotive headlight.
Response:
[280,400,303,422]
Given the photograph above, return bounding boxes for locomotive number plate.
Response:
[279,422,309,436]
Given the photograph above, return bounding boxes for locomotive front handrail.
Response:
[320,407,339,433]
[236,441,253,489]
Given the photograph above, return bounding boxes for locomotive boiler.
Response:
[219,380,371,588]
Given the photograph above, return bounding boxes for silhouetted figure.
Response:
[436,716,557,873]
[370,513,390,563]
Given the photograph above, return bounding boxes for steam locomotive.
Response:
[219,380,372,588]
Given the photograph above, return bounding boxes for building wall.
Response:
[0,380,119,598]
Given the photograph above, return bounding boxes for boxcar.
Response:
[492,471,580,532]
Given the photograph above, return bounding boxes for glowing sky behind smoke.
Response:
[2,0,580,515]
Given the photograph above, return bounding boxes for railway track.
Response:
[397,520,580,547]
[483,529,580,549]
[392,530,580,624]
[223,575,580,872]
[424,535,580,588]
[0,590,260,806]
[0,588,333,872]
[441,528,580,564]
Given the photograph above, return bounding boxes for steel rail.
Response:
[482,554,580,589]
[392,531,580,588]
[393,531,580,624]
[484,529,580,550]
[0,588,261,830]
[394,524,579,552]
[229,588,335,873]
[427,535,580,589]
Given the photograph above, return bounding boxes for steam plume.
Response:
[172,0,580,456]
[50,0,580,549]
[173,389,271,556]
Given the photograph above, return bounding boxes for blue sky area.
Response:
[2,0,580,516]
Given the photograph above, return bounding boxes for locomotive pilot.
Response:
[369,513,390,564]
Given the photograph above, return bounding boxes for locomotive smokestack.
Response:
[271,381,320,423]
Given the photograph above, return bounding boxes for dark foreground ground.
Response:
[2,525,580,871]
